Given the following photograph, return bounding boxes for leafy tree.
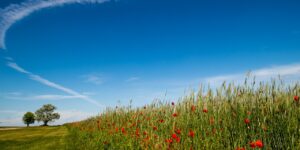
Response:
[35,104,60,126]
[23,112,35,127]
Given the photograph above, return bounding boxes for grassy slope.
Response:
[0,126,68,150]
[65,79,300,150]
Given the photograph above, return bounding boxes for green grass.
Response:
[65,78,300,150]
[1,78,300,149]
[0,126,68,150]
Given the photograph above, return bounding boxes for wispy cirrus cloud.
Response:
[203,63,300,86]
[82,74,106,85]
[4,94,85,101]
[125,77,140,82]
[6,61,104,107]
[0,0,109,49]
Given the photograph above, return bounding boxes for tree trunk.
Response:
[43,121,48,126]
[27,123,29,127]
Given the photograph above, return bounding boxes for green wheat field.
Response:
[1,78,300,150]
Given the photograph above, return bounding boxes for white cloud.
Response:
[0,0,110,49]
[55,110,95,124]
[203,63,300,87]
[0,118,21,125]
[83,74,105,85]
[33,94,84,100]
[0,110,25,126]
[0,110,24,114]
[4,94,85,101]
[4,57,14,61]
[125,77,140,82]
[6,61,105,107]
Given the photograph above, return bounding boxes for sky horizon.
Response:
[1,0,300,126]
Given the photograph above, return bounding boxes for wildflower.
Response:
[143,131,148,135]
[153,126,158,131]
[175,136,181,143]
[294,95,299,102]
[165,139,173,144]
[172,133,178,139]
[188,130,195,138]
[203,109,208,113]
[144,106,147,109]
[159,119,164,123]
[121,127,126,134]
[172,113,178,117]
[250,141,256,148]
[212,128,217,134]
[255,140,263,148]
[172,102,175,106]
[171,133,180,143]
[191,105,196,112]
[236,147,245,150]
[115,127,119,132]
[244,118,250,124]
[103,141,109,145]
[175,129,181,134]
[247,111,251,115]
[135,128,140,137]
[209,117,215,125]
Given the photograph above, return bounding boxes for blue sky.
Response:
[1,0,300,126]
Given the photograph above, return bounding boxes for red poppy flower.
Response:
[172,113,178,117]
[175,129,181,134]
[255,140,263,148]
[143,131,147,135]
[294,95,299,102]
[175,137,180,143]
[153,126,158,131]
[135,128,140,136]
[188,130,195,138]
[244,118,250,124]
[121,127,126,134]
[191,105,196,112]
[236,147,245,150]
[250,141,256,148]
[144,136,150,141]
[159,119,164,123]
[203,109,208,113]
[165,139,173,143]
[247,111,251,115]
[115,127,119,132]
[172,133,178,139]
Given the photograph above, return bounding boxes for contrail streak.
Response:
[7,61,105,108]
[0,0,109,49]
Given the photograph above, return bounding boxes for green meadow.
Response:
[1,78,300,150]
[0,126,67,150]
[65,79,300,150]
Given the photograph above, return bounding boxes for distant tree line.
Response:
[23,104,60,127]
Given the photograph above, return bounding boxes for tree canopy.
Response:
[35,104,60,126]
[23,112,35,127]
